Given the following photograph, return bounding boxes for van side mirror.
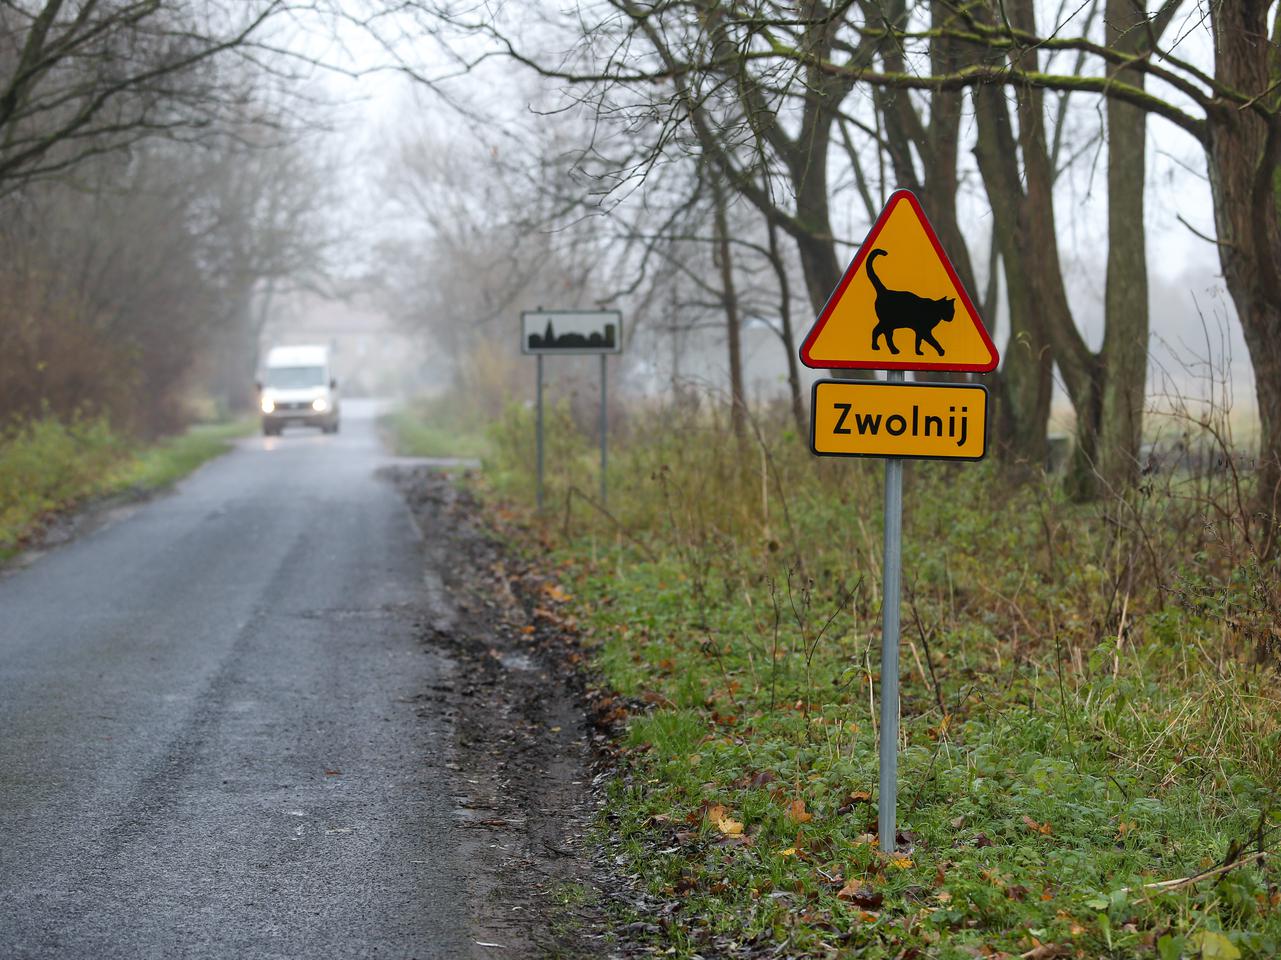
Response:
[330,377,338,390]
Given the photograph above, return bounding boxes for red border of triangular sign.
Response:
[799,189,999,372]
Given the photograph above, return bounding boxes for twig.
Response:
[908,597,948,720]
[1120,851,1268,895]
[564,486,658,562]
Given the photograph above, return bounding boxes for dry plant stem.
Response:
[1112,592,1130,680]
[903,738,947,825]
[562,486,659,562]
[743,378,799,557]
[1050,611,1082,773]
[738,584,769,679]
[768,577,783,712]
[865,649,877,742]
[907,640,928,687]
[1121,851,1269,896]
[704,627,743,713]
[908,596,948,720]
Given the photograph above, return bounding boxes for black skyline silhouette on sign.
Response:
[527,319,617,351]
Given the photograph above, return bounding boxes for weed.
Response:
[381,395,491,460]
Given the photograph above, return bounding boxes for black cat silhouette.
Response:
[867,248,954,356]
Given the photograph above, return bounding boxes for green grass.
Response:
[480,401,1281,959]
[111,420,255,489]
[0,416,253,557]
[381,396,491,460]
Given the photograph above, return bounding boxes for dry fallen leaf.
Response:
[706,804,744,836]
[836,880,884,910]
[1022,815,1053,836]
[786,798,813,823]
[1020,941,1071,959]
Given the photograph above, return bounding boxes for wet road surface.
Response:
[0,402,480,958]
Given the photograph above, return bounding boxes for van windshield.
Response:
[265,365,326,389]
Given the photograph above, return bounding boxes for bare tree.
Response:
[194,132,342,411]
[829,0,1280,537]
[378,0,1280,533]
[0,0,292,192]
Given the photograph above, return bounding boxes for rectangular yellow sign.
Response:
[810,380,988,461]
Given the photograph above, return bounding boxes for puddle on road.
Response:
[497,651,534,672]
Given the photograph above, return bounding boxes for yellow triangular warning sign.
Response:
[800,190,998,372]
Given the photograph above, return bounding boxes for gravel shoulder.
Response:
[389,466,619,957]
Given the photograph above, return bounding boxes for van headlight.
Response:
[312,397,329,413]
[260,398,275,414]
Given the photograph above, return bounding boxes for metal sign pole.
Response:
[599,354,608,507]
[536,353,545,511]
[879,368,905,853]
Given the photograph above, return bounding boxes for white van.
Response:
[257,345,341,436]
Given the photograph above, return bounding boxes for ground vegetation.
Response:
[397,386,1281,958]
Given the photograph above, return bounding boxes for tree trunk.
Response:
[1096,0,1154,494]
[873,1,984,385]
[767,220,807,434]
[1207,1,1281,552]
[711,174,747,442]
[972,84,1053,465]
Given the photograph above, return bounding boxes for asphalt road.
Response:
[0,402,480,958]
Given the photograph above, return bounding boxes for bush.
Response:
[0,415,129,549]
[0,415,250,554]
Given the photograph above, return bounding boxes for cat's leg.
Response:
[872,324,882,351]
[885,329,899,354]
[914,333,926,355]
[923,331,945,356]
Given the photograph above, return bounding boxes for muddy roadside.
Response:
[388,465,640,958]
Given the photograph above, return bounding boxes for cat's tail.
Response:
[866,248,889,293]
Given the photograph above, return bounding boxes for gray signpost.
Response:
[798,190,999,853]
[599,354,608,506]
[521,310,623,510]
[878,369,905,851]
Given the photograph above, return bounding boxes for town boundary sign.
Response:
[521,310,622,355]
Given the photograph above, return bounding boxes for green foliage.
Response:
[482,400,1281,958]
[0,415,250,555]
[0,415,127,549]
[381,394,492,460]
[485,399,593,503]
[109,420,254,490]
